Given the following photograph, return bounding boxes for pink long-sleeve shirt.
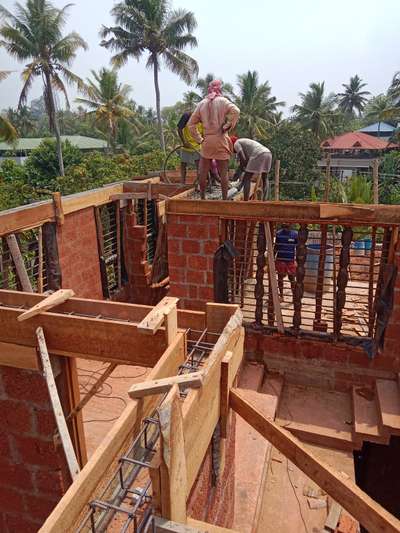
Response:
[188,96,240,160]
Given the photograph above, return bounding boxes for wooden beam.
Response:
[36,327,80,480]
[166,199,400,225]
[52,192,64,226]
[0,290,205,331]
[0,304,170,367]
[158,384,187,523]
[138,296,179,340]
[320,205,374,219]
[128,372,203,399]
[0,183,124,236]
[0,341,38,370]
[6,234,33,292]
[229,388,400,533]
[40,332,186,533]
[220,351,233,439]
[154,517,240,533]
[17,289,75,322]
[264,223,284,333]
[38,226,43,293]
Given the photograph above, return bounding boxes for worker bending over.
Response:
[177,111,202,184]
[232,138,272,200]
[188,80,240,200]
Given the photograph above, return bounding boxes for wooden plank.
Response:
[165,304,178,346]
[166,199,400,225]
[17,289,75,322]
[187,519,240,533]
[352,386,388,444]
[52,192,64,226]
[40,332,186,533]
[0,183,124,236]
[320,205,374,219]
[138,297,179,335]
[220,351,233,439]
[0,341,38,370]
[376,379,400,434]
[149,451,162,515]
[128,372,203,399]
[324,501,342,531]
[230,387,400,533]
[158,384,187,523]
[206,303,239,334]
[264,223,284,333]
[36,327,80,480]
[6,234,33,292]
[182,309,244,494]
[38,226,43,293]
[0,305,169,367]
[155,517,202,533]
[0,290,205,331]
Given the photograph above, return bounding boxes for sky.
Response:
[0,0,399,114]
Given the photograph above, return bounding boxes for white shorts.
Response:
[246,151,272,174]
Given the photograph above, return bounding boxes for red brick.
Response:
[187,285,198,300]
[188,255,207,271]
[169,224,187,238]
[182,240,201,254]
[169,267,186,283]
[187,270,205,285]
[14,435,59,468]
[169,284,189,298]
[28,494,58,522]
[1,368,49,407]
[0,400,33,435]
[198,287,214,302]
[0,462,33,491]
[169,253,187,268]
[203,240,218,255]
[208,223,219,239]
[168,239,181,254]
[0,431,9,457]
[188,225,209,239]
[207,271,214,285]
[34,409,56,436]
[176,214,196,224]
[34,469,64,496]
[3,514,40,533]
[0,486,25,513]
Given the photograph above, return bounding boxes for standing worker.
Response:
[232,137,272,201]
[177,111,202,184]
[274,223,298,302]
[188,80,240,200]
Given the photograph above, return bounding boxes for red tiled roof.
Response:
[321,131,398,150]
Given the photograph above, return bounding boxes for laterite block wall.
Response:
[57,207,103,299]
[0,364,70,532]
[168,214,220,311]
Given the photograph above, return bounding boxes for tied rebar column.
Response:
[368,226,377,337]
[334,226,353,339]
[267,223,276,326]
[293,224,308,334]
[254,222,266,328]
[314,225,328,327]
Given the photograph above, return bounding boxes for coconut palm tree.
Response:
[101,0,198,153]
[388,71,400,105]
[292,82,337,139]
[363,94,397,136]
[234,71,284,139]
[0,0,88,175]
[76,68,140,152]
[0,71,18,142]
[337,75,370,116]
[6,106,35,137]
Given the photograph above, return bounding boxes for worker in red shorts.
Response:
[274,224,298,301]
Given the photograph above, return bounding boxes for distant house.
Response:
[359,122,397,141]
[0,135,108,164]
[319,131,398,178]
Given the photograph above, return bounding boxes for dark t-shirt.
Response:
[177,112,191,130]
[275,229,298,262]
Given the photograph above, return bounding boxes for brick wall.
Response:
[187,417,236,528]
[0,364,70,532]
[168,214,220,311]
[57,207,103,299]
[123,211,167,305]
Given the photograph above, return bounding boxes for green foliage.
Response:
[337,75,370,117]
[263,122,321,199]
[24,139,83,189]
